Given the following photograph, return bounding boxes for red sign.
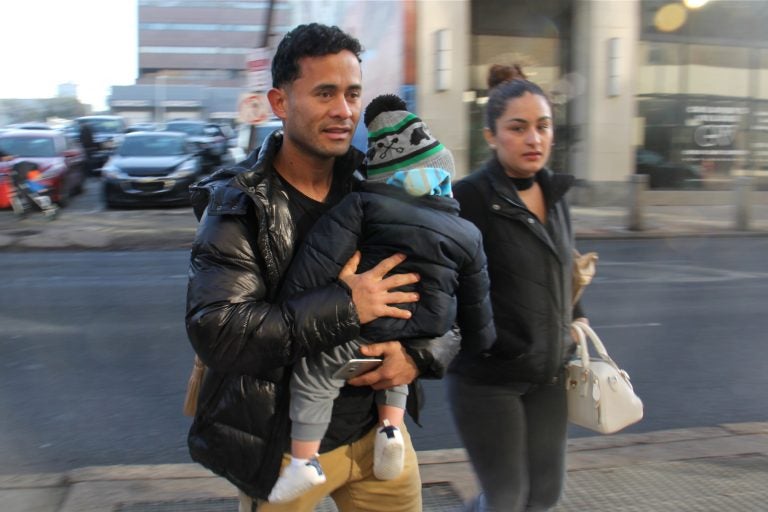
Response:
[246,48,272,92]
[238,93,270,125]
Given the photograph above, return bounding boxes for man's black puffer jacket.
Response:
[449,158,581,386]
[185,132,459,500]
[281,181,496,354]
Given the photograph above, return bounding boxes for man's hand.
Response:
[347,341,418,390]
[339,251,419,324]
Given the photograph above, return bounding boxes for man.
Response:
[185,23,457,512]
[78,121,98,176]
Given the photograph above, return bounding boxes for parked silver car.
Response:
[101,131,203,208]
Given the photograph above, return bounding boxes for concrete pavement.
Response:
[1,178,767,251]
[2,422,767,512]
[2,181,768,511]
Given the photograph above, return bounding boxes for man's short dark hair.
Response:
[271,23,363,88]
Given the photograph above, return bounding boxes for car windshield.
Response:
[85,119,125,133]
[0,136,56,157]
[165,123,205,136]
[118,135,187,157]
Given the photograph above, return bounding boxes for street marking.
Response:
[592,323,662,329]
[592,261,768,284]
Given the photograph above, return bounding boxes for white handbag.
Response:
[566,321,643,434]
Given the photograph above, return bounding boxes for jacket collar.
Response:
[360,181,461,215]
[485,156,574,208]
[190,130,365,219]
[235,130,365,191]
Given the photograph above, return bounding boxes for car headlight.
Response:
[101,165,127,179]
[169,159,198,178]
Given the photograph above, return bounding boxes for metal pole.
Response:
[154,74,166,124]
[247,0,276,154]
[733,175,753,231]
[627,174,649,231]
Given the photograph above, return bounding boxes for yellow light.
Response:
[654,3,688,32]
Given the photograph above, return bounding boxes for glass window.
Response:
[0,137,56,157]
[638,41,684,95]
[86,119,126,134]
[164,122,204,136]
[637,2,765,186]
[686,45,750,97]
[119,135,186,157]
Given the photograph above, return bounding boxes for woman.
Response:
[447,64,588,511]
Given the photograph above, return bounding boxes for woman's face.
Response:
[484,91,553,178]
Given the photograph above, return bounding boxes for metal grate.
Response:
[422,482,465,511]
[114,482,463,512]
[315,482,464,512]
[554,454,768,511]
[116,498,238,512]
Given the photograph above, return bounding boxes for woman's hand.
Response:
[571,317,589,343]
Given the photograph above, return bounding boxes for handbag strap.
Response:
[571,321,620,370]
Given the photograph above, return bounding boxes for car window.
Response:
[0,139,12,155]
[119,136,187,157]
[165,123,205,136]
[86,119,125,134]
[0,136,56,157]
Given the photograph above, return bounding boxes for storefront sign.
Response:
[681,104,749,163]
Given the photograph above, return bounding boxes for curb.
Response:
[1,224,768,252]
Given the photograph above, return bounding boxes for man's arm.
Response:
[186,211,361,375]
[187,207,421,376]
[282,192,419,322]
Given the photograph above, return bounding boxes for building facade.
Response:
[111,0,294,125]
[108,0,768,200]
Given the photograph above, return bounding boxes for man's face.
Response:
[272,50,362,161]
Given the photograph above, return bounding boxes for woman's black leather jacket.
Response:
[449,157,582,386]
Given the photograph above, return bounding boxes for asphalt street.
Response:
[1,237,767,474]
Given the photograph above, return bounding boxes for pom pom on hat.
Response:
[364,94,407,126]
[364,94,454,183]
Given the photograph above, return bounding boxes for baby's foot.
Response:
[267,457,326,503]
[374,420,405,480]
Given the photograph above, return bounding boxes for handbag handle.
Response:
[571,321,620,371]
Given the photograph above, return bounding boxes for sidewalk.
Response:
[1,193,768,251]
[2,422,767,512]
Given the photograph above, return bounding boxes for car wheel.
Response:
[56,188,70,207]
[103,185,117,209]
[72,171,86,195]
[104,194,118,209]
